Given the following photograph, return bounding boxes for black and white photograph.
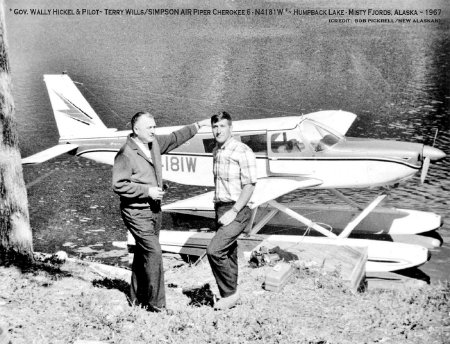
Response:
[1,0,449,342]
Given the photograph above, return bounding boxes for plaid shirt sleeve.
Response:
[239,146,257,186]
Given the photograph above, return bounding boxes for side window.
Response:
[202,138,216,153]
[240,134,267,154]
[270,129,305,155]
[203,135,263,154]
[202,135,241,153]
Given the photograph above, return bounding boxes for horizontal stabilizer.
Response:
[21,144,79,165]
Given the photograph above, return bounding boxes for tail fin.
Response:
[44,74,110,139]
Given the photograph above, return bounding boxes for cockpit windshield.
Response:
[300,120,342,152]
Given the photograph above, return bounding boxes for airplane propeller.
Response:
[420,156,430,184]
[420,129,445,184]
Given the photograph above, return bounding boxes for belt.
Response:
[215,201,236,207]
[120,198,161,210]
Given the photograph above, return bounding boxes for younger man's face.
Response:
[212,118,232,145]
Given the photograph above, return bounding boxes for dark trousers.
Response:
[207,204,251,298]
[120,206,165,309]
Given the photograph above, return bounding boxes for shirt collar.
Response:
[217,137,237,150]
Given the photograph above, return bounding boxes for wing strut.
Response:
[329,189,364,210]
[267,200,337,238]
[246,208,279,236]
[338,194,387,238]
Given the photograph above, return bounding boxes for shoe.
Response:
[213,291,240,310]
[165,308,175,315]
[148,305,174,315]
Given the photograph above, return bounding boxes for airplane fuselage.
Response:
[64,118,429,189]
[26,76,444,191]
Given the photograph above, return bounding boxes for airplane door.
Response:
[267,128,315,175]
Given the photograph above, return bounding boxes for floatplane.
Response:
[22,74,446,273]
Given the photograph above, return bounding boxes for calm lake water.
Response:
[4,0,450,282]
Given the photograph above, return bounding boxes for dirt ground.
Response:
[0,253,449,344]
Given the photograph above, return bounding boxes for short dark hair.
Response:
[211,111,232,125]
[131,112,154,134]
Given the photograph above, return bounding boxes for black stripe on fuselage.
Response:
[75,149,420,170]
[263,157,421,169]
[75,149,120,157]
[165,151,420,169]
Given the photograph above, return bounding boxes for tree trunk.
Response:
[0,0,33,261]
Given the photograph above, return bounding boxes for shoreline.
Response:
[23,158,450,286]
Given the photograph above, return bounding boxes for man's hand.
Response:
[197,119,211,128]
[218,209,237,226]
[148,186,165,200]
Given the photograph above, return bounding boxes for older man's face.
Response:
[134,115,156,144]
[212,118,232,145]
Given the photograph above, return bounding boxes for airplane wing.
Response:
[248,177,322,209]
[162,176,323,214]
[21,144,79,165]
[162,191,215,213]
[303,110,357,136]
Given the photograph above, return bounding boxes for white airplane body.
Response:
[24,76,444,189]
[22,74,446,272]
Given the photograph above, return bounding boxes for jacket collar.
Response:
[126,135,153,164]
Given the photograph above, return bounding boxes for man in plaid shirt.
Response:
[207,111,257,310]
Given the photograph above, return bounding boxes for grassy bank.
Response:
[0,254,449,344]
